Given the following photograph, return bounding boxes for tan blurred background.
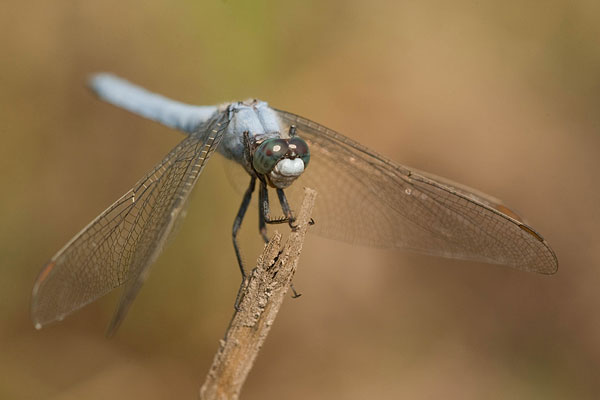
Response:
[1,0,599,398]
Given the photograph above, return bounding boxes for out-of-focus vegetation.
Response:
[1,1,599,398]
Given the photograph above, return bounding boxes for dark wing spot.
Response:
[495,204,524,222]
[519,224,545,242]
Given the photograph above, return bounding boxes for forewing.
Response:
[31,117,227,330]
[275,110,558,274]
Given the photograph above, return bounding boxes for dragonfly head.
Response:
[252,135,310,188]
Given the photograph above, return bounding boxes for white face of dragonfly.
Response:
[252,137,311,188]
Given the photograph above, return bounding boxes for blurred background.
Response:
[1,0,599,398]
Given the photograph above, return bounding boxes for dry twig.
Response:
[199,187,317,400]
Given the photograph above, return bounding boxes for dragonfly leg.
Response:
[258,183,270,243]
[276,188,297,229]
[260,182,291,226]
[232,176,256,309]
[290,282,302,298]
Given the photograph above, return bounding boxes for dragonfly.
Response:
[31,74,558,336]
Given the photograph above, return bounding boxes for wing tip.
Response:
[515,223,559,275]
[542,250,559,276]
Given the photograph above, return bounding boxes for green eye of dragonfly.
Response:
[253,138,289,174]
[289,136,310,168]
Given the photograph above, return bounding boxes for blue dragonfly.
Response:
[31,74,558,336]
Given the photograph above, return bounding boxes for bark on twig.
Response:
[199,188,317,400]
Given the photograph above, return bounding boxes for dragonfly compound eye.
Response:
[253,138,289,174]
[289,136,310,168]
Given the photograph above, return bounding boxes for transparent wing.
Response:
[31,116,227,331]
[276,110,558,274]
